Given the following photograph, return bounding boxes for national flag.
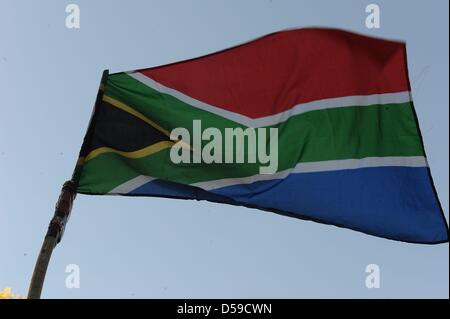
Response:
[73,28,448,243]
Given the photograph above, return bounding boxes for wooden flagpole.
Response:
[27,70,108,299]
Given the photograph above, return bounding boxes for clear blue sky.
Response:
[0,0,448,298]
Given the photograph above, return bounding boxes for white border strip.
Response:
[193,156,427,190]
[127,72,412,128]
[109,156,427,194]
[127,72,254,125]
[109,175,156,194]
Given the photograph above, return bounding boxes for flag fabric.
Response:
[74,28,448,243]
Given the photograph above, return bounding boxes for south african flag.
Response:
[73,28,448,243]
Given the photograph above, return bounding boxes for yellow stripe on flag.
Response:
[84,140,174,163]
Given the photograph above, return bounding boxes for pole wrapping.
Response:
[46,181,76,243]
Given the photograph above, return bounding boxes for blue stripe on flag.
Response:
[129,167,448,243]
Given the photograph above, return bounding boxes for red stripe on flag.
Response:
[138,28,410,119]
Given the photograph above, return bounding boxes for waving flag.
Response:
[74,28,448,243]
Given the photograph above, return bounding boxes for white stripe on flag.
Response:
[109,175,156,194]
[192,156,428,190]
[126,71,412,127]
[109,156,427,194]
